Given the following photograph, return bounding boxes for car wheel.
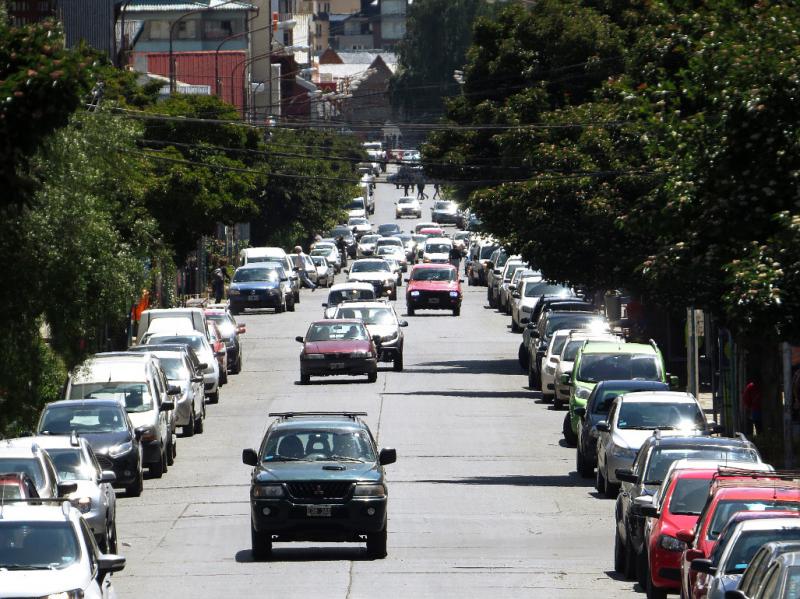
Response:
[511,319,520,333]
[126,471,143,497]
[366,525,387,558]
[166,439,174,467]
[208,391,219,404]
[150,452,165,479]
[171,434,177,460]
[605,480,621,499]
[184,409,195,437]
[562,413,577,447]
[195,409,204,434]
[294,290,300,304]
[108,519,118,553]
[276,298,285,313]
[393,353,403,372]
[300,374,310,384]
[614,527,626,573]
[553,395,563,409]
[596,464,607,495]
[251,527,272,561]
[577,447,594,478]
[637,548,649,590]
[623,532,637,579]
[407,306,415,316]
[288,297,296,312]
[528,362,541,391]
[518,343,529,371]
[390,289,397,301]
[453,306,460,316]
[646,572,667,599]
[367,371,377,383]
[220,369,228,385]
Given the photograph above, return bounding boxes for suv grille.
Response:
[96,454,115,470]
[287,481,352,500]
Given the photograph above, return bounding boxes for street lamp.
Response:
[169,0,254,94]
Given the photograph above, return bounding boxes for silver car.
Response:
[333,301,408,371]
[34,434,118,552]
[312,255,334,287]
[142,349,205,437]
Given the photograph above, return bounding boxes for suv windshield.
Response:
[525,282,571,298]
[617,401,705,430]
[336,307,395,325]
[644,447,759,485]
[263,429,376,462]
[709,501,800,540]
[411,268,455,282]
[351,262,389,273]
[577,353,661,383]
[0,521,81,570]
[328,289,375,305]
[68,382,154,412]
[233,267,282,283]
[0,459,44,488]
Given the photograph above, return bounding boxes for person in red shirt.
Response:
[742,376,763,436]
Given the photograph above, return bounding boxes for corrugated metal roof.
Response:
[125,0,254,13]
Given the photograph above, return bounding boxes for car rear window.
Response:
[644,447,760,485]
[616,401,705,431]
[577,354,661,383]
[328,289,375,305]
[669,478,713,515]
[709,501,800,540]
[725,529,800,574]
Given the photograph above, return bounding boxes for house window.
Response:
[176,19,198,40]
[147,20,171,40]
[204,18,241,40]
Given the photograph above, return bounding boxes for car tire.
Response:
[107,519,118,553]
[646,572,667,599]
[294,291,300,304]
[407,306,415,316]
[195,409,204,434]
[220,369,228,386]
[251,527,272,561]
[596,464,607,495]
[368,371,377,383]
[518,343,529,371]
[637,549,649,590]
[614,527,626,573]
[184,409,195,437]
[166,441,174,467]
[208,391,219,404]
[300,374,310,384]
[276,299,285,313]
[393,353,403,372]
[288,297,296,312]
[562,413,577,447]
[126,471,144,497]
[390,289,397,301]
[577,447,593,478]
[624,532,637,580]
[366,526,387,558]
[606,480,621,499]
[453,306,460,316]
[553,395,563,409]
[511,319,520,333]
[150,452,165,478]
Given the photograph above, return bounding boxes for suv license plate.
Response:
[247,296,260,301]
[307,505,332,517]
[428,298,439,304]
[330,362,345,369]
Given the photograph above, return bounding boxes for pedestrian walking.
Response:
[417,182,428,200]
[293,245,317,291]
[742,375,763,436]
[403,183,410,196]
[336,235,348,268]
[433,183,441,199]
[211,262,230,303]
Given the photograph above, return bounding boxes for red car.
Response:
[418,227,445,238]
[642,463,767,598]
[677,475,800,598]
[296,319,378,384]
[0,472,39,499]
[405,263,462,316]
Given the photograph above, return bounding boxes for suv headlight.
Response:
[108,441,133,458]
[253,484,285,498]
[449,291,459,298]
[353,483,386,497]
[229,289,241,296]
[44,591,84,599]
[576,387,592,400]
[410,290,420,297]
[658,534,687,552]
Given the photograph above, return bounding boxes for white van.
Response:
[136,308,207,343]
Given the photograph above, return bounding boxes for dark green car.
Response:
[242,412,397,559]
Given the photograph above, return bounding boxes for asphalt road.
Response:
[113,175,640,598]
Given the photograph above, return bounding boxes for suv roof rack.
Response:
[712,468,800,483]
[268,412,368,420]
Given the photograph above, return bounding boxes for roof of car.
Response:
[0,439,48,457]
[333,301,392,310]
[329,282,374,291]
[236,262,284,270]
[352,258,388,263]
[309,319,365,325]
[425,237,452,243]
[44,398,127,409]
[92,351,151,361]
[727,515,800,533]
[580,341,657,354]
[25,435,86,450]
[0,502,81,523]
[645,435,756,450]
[616,391,698,404]
[595,380,669,390]
[410,263,456,270]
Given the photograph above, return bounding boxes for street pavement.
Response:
[113,175,640,598]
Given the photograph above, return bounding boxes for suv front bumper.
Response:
[251,497,387,540]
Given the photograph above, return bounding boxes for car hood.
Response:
[128,410,157,429]
[231,281,280,291]
[75,430,132,454]
[349,273,392,283]
[304,340,372,353]
[0,564,87,596]
[365,324,397,338]
[408,280,458,292]
[255,460,381,482]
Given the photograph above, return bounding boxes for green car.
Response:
[560,341,675,446]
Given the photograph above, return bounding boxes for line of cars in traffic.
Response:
[0,303,247,598]
[469,238,800,599]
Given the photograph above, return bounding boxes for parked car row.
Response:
[0,304,248,597]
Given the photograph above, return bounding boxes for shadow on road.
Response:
[417,472,594,488]
[294,379,373,386]
[235,546,374,563]
[408,359,520,376]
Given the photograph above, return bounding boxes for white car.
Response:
[376,246,408,275]
[0,502,126,599]
[310,243,341,272]
[65,352,177,476]
[311,255,333,287]
[395,196,422,218]
[347,197,367,219]
[510,280,573,332]
[596,391,708,491]
[31,435,119,552]
[348,216,372,237]
[322,282,376,318]
[551,331,619,407]
[422,237,453,264]
[346,259,397,300]
[358,233,381,257]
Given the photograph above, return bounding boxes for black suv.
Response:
[242,412,397,559]
[613,433,761,583]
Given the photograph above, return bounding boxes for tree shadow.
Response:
[408,359,520,376]
[293,378,374,386]
[417,472,593,488]
[382,389,534,399]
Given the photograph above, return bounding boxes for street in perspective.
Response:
[3,2,800,599]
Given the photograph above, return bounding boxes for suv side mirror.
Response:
[57,482,78,496]
[399,320,409,327]
[295,336,305,343]
[372,335,382,346]
[192,375,204,383]
[99,470,116,484]
[167,385,181,396]
[690,558,716,575]
[98,554,126,577]
[615,468,637,483]
[676,529,695,544]
[669,374,680,389]
[198,363,208,370]
[322,302,328,308]
[237,325,246,334]
[379,448,397,465]
[559,373,572,386]
[595,420,610,433]
[134,426,146,441]
[573,407,586,418]
[631,495,655,516]
[242,448,258,467]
